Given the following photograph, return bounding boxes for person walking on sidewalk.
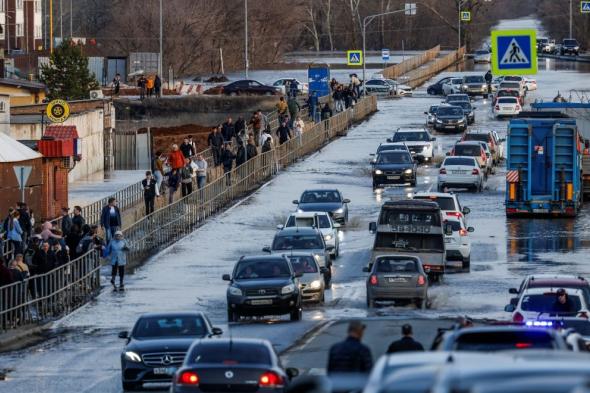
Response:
[103,230,129,290]
[168,144,186,171]
[288,97,300,128]
[100,198,121,243]
[167,169,181,204]
[152,151,165,196]
[276,120,291,145]
[386,324,425,354]
[142,171,157,215]
[180,158,194,197]
[208,126,224,166]
[72,205,85,230]
[194,154,208,189]
[327,320,373,374]
[221,142,236,186]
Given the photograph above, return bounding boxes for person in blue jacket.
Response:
[103,230,129,290]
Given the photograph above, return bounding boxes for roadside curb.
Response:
[0,322,53,354]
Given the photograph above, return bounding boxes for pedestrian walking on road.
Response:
[142,171,157,215]
[276,120,291,145]
[221,142,236,186]
[103,231,129,290]
[194,154,208,189]
[100,198,121,243]
[137,75,147,100]
[155,74,162,96]
[485,70,493,95]
[327,320,373,374]
[180,159,194,197]
[167,169,181,204]
[386,324,425,354]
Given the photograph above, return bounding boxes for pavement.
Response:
[68,170,145,208]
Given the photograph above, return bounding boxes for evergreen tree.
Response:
[40,40,99,100]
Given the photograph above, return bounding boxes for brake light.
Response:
[446,211,462,218]
[259,371,284,388]
[513,312,524,323]
[459,229,468,236]
[515,105,521,110]
[439,168,447,174]
[472,168,479,175]
[578,311,589,319]
[417,275,426,286]
[370,275,378,285]
[178,371,200,385]
[515,342,532,349]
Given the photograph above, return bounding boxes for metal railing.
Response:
[0,250,101,333]
[382,45,440,80]
[404,47,466,88]
[0,96,377,334]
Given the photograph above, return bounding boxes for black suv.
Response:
[372,150,417,188]
[119,311,222,391]
[223,255,303,322]
[561,38,580,56]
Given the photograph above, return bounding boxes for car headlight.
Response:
[404,169,413,175]
[124,351,142,363]
[462,85,468,89]
[482,84,487,89]
[575,46,580,50]
[297,209,304,213]
[313,254,323,264]
[458,118,465,123]
[281,284,295,295]
[324,234,333,241]
[310,280,322,289]
[374,169,383,175]
[436,119,443,124]
[228,286,243,296]
[334,208,344,214]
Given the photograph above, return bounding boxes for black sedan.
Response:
[223,255,303,322]
[433,105,467,133]
[447,100,476,125]
[293,189,350,224]
[223,80,282,96]
[119,312,223,391]
[426,76,452,95]
[171,338,299,393]
[372,150,417,188]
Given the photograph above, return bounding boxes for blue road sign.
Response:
[491,29,537,75]
[382,49,390,61]
[347,50,363,66]
[582,1,590,13]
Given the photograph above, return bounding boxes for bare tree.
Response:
[321,0,334,51]
[302,0,320,52]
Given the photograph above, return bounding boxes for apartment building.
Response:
[0,0,43,53]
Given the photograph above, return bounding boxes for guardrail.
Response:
[404,46,466,88]
[381,45,440,80]
[0,96,377,334]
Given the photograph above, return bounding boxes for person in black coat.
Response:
[235,140,247,167]
[180,138,195,159]
[220,143,236,186]
[276,121,291,145]
[72,206,85,230]
[235,116,246,138]
[16,202,31,243]
[167,169,181,204]
[327,321,373,374]
[246,135,258,161]
[142,171,157,215]
[100,198,121,243]
[65,223,82,260]
[208,126,224,166]
[386,324,424,354]
[222,117,236,142]
[60,207,72,237]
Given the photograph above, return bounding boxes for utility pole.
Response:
[49,0,53,53]
[458,0,466,50]
[69,0,72,37]
[59,0,62,41]
[244,0,249,79]
[569,0,573,38]
[159,0,163,95]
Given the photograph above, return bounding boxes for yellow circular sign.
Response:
[46,99,70,123]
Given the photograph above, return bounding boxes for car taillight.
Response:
[515,342,532,349]
[259,371,284,388]
[178,371,200,385]
[417,275,426,286]
[472,168,479,175]
[439,168,447,174]
[446,211,462,218]
[459,229,468,236]
[578,311,589,319]
[370,275,378,285]
[515,105,521,110]
[495,105,500,110]
[513,312,524,323]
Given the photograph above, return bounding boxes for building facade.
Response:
[1,0,43,53]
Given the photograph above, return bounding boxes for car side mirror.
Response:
[333,223,341,229]
[118,331,129,339]
[504,304,516,313]
[446,152,450,156]
[292,200,299,205]
[431,137,436,141]
[276,224,284,230]
[286,368,299,380]
[444,223,453,236]
[211,327,223,336]
[262,247,271,253]
[369,222,377,233]
[462,207,471,215]
[362,266,370,273]
[326,245,335,252]
[294,271,303,278]
[320,266,328,274]
[371,158,376,164]
[467,227,475,233]
[509,288,518,294]
[386,138,392,143]
[343,198,351,204]
[222,274,231,281]
[424,111,428,115]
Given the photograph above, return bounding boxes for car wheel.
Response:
[367,295,374,308]
[122,382,141,391]
[462,255,471,272]
[290,307,302,321]
[320,291,325,304]
[227,308,237,323]
[478,181,483,193]
[415,299,423,309]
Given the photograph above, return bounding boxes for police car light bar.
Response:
[525,321,553,327]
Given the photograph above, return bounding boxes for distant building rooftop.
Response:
[0,78,46,91]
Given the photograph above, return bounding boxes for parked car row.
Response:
[537,36,581,56]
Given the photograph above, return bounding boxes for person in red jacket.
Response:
[168,144,185,170]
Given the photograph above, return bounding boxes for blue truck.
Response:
[505,112,584,217]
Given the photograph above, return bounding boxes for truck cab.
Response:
[369,200,451,281]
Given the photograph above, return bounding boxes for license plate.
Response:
[502,107,511,110]
[388,277,408,283]
[387,176,400,180]
[533,208,549,213]
[451,170,466,174]
[444,238,452,243]
[153,367,176,375]
[445,125,455,128]
[250,299,273,305]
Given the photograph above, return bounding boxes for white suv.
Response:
[279,212,341,258]
[387,128,436,162]
[412,192,471,223]
[505,287,589,323]
[443,216,474,272]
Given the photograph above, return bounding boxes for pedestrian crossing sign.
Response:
[347,50,363,66]
[491,29,537,75]
[582,1,590,13]
[461,11,471,22]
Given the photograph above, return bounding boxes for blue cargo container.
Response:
[308,63,330,98]
[505,115,583,217]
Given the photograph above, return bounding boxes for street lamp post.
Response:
[458,0,467,50]
[362,6,415,95]
[569,0,573,38]
[159,0,163,96]
[244,0,249,79]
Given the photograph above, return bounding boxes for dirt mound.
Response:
[150,124,214,154]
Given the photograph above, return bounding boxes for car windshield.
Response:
[377,152,412,164]
[504,76,522,82]
[191,343,271,365]
[448,101,471,111]
[443,157,476,166]
[464,76,484,83]
[454,144,481,156]
[392,132,429,142]
[498,90,518,97]
[437,107,463,116]
[429,106,438,114]
[538,38,548,44]
[520,293,582,313]
[289,255,319,274]
[447,220,462,231]
[500,82,520,89]
[379,209,441,226]
[375,258,418,273]
[413,196,456,211]
[378,144,406,153]
[454,331,555,351]
[447,95,469,102]
[133,316,207,338]
[272,234,323,250]
[300,191,341,203]
[286,216,315,228]
[475,50,489,55]
[317,215,331,228]
[235,259,292,279]
[452,78,462,84]
[375,233,444,252]
[564,39,578,46]
[498,97,518,104]
[463,134,489,143]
